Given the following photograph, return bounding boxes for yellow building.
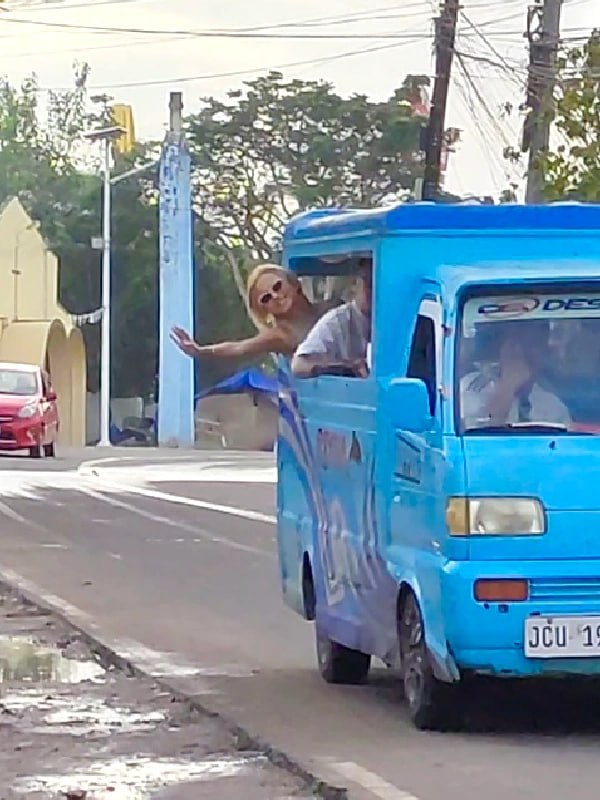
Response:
[0,197,86,447]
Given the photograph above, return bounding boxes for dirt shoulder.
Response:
[0,590,315,800]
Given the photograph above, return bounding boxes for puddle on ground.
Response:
[14,755,262,799]
[0,636,105,684]
[1,690,166,736]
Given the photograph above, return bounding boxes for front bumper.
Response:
[0,418,42,450]
[445,559,600,677]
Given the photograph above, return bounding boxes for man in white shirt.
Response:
[461,321,571,430]
[291,261,372,379]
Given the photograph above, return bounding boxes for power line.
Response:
[237,4,432,31]
[41,38,423,92]
[2,8,591,41]
[451,72,510,194]
[0,14,435,37]
[1,0,143,9]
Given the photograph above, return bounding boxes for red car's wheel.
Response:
[28,442,43,459]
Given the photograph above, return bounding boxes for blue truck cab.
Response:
[276,202,600,729]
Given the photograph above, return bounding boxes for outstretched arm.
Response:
[170,326,289,360]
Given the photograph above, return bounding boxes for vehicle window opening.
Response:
[407,314,436,415]
[290,253,374,380]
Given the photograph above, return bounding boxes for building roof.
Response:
[283,202,600,243]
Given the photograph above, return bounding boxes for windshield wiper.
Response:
[464,422,570,435]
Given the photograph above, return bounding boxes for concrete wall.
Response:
[195,393,276,451]
[85,390,277,451]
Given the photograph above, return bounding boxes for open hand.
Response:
[170,326,198,358]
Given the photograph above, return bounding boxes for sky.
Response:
[2,0,598,199]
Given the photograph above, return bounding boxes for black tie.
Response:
[518,391,531,422]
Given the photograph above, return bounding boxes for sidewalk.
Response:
[0,589,315,800]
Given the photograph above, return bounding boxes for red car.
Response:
[0,363,58,458]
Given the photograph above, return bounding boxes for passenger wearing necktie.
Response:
[461,321,571,429]
[517,388,532,423]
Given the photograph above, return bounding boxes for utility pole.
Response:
[83,120,124,448]
[522,0,563,204]
[157,92,195,448]
[422,0,460,201]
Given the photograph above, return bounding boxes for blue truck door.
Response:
[387,298,447,601]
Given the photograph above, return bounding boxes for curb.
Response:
[0,572,349,800]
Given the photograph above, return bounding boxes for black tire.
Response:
[28,442,43,459]
[44,442,56,458]
[316,626,371,685]
[398,591,463,731]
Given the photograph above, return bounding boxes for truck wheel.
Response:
[398,591,463,731]
[44,442,56,458]
[316,626,371,685]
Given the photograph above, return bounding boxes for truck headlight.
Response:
[446,497,546,536]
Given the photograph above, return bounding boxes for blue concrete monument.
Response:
[157,91,195,446]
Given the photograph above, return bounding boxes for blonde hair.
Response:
[246,264,302,329]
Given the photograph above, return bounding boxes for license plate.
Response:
[525,616,600,658]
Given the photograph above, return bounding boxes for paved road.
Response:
[0,453,599,800]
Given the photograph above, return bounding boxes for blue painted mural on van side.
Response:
[277,366,398,663]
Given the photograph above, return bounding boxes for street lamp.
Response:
[82,125,124,448]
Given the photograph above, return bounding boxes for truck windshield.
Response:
[457,291,600,434]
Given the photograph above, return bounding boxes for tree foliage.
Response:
[1,67,441,399]
[0,66,160,397]
[542,30,600,201]
[186,71,428,264]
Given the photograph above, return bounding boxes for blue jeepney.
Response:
[276,202,600,729]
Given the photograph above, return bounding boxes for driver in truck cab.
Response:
[460,319,571,430]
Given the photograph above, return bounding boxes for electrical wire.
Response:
[451,72,510,194]
[0,16,434,38]
[41,37,423,92]
[1,0,144,9]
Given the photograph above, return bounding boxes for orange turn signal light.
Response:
[474,579,529,602]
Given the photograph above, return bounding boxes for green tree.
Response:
[186,71,428,266]
[0,66,162,397]
[542,30,600,201]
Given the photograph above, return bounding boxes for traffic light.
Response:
[111,104,135,154]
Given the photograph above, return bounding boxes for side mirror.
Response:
[46,391,57,402]
[384,378,432,433]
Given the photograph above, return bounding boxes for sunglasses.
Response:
[258,279,283,306]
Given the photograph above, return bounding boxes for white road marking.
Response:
[0,497,47,532]
[328,761,421,800]
[78,484,274,558]
[80,474,277,525]
[91,463,277,485]
[0,461,276,530]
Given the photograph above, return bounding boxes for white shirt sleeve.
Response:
[295,307,343,360]
[460,373,492,429]
[535,389,572,426]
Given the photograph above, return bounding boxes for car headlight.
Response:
[446,497,546,536]
[18,403,38,419]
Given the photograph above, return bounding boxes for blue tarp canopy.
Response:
[196,368,277,401]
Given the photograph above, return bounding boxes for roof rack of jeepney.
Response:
[283,200,600,243]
